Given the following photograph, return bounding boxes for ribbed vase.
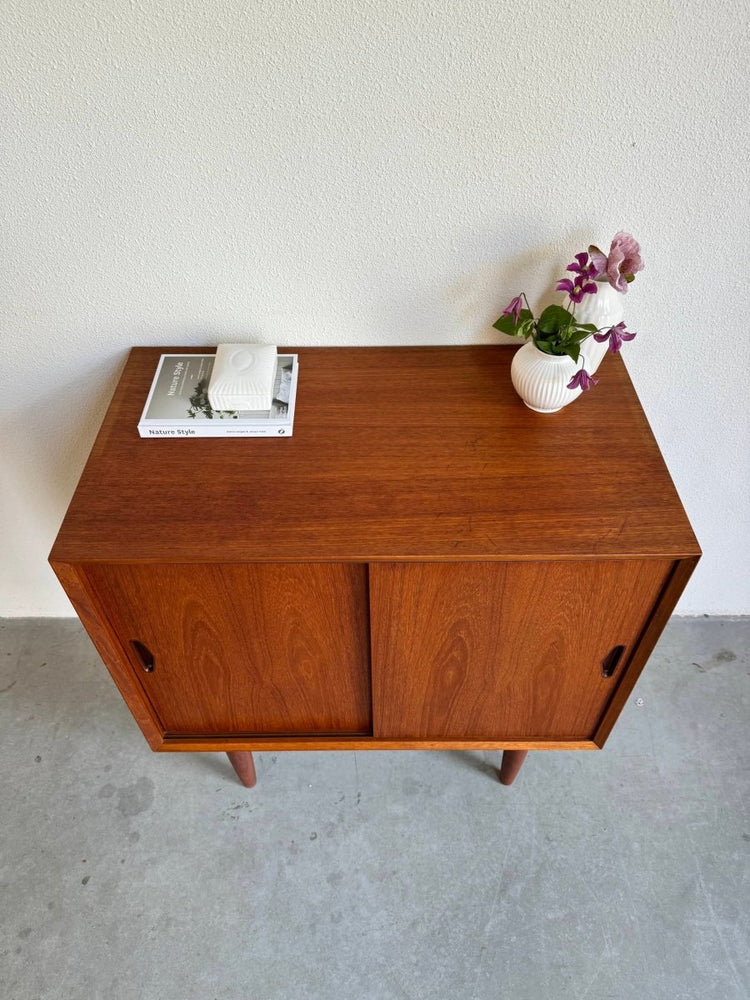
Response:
[510,342,581,413]
[577,281,625,375]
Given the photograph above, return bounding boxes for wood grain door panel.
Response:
[370,560,672,740]
[84,563,372,736]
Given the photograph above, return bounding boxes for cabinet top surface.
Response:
[51,346,699,564]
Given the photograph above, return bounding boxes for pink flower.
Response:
[556,251,599,303]
[503,295,524,322]
[556,274,598,303]
[565,251,600,280]
[567,367,598,391]
[589,232,644,293]
[593,321,637,353]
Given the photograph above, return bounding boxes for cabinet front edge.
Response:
[155,737,601,752]
[52,550,702,566]
[594,555,701,747]
[49,560,167,750]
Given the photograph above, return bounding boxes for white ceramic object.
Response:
[510,341,582,413]
[576,281,625,375]
[208,343,277,411]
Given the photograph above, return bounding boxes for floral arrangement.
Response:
[493,232,644,391]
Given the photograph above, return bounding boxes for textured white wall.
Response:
[2,0,748,615]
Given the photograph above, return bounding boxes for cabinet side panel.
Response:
[83,563,372,736]
[594,556,700,746]
[49,562,166,748]
[371,561,673,741]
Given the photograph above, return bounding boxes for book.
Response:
[137,353,298,438]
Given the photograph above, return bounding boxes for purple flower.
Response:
[567,367,598,391]
[503,295,524,322]
[556,274,598,303]
[593,321,637,353]
[589,232,644,293]
[566,251,600,280]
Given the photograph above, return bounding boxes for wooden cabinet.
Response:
[83,563,371,736]
[370,560,673,741]
[50,347,700,770]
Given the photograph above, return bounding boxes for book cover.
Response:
[137,354,298,438]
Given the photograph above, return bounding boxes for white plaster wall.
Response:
[2,0,748,615]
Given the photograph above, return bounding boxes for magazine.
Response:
[138,353,298,438]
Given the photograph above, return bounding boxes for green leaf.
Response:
[492,314,517,334]
[568,328,592,345]
[537,304,575,335]
[578,323,597,334]
[493,308,534,337]
[561,343,580,362]
[534,339,554,354]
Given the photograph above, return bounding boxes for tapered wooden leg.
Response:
[226,751,257,788]
[498,749,528,786]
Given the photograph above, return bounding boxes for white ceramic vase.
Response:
[576,280,625,375]
[510,342,582,413]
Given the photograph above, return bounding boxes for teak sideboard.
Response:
[50,346,700,788]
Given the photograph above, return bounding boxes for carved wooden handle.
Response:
[130,640,154,673]
[601,645,625,678]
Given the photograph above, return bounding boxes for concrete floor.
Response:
[1,618,748,1000]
